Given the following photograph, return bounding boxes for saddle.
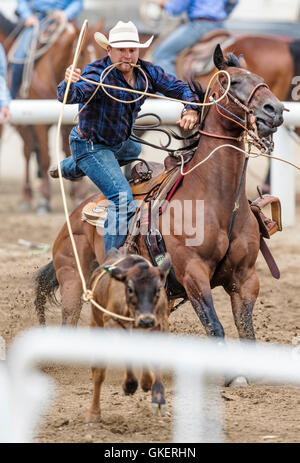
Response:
[177,29,239,81]
[81,155,184,228]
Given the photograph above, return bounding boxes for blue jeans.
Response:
[10,12,46,98]
[61,126,142,255]
[152,19,224,77]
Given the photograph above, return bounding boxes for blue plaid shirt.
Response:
[57,56,199,146]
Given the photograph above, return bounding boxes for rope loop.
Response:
[82,290,93,302]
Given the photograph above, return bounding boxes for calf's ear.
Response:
[101,265,127,282]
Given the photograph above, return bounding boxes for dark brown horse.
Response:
[35,45,284,365]
[0,14,104,212]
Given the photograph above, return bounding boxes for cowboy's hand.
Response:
[65,65,82,84]
[0,106,10,124]
[154,0,168,8]
[52,10,67,23]
[25,15,39,27]
[176,109,199,131]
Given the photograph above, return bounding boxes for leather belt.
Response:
[191,17,221,22]
[77,126,88,139]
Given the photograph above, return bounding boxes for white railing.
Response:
[1,327,300,443]
[6,99,300,226]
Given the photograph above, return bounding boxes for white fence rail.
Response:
[4,99,300,226]
[1,327,300,443]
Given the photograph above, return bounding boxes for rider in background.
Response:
[152,0,239,77]
[0,44,11,124]
[10,0,83,99]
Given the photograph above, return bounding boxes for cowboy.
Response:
[10,0,83,99]
[0,43,11,124]
[152,0,239,76]
[50,20,199,256]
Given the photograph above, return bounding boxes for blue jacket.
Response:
[164,0,239,20]
[17,0,83,21]
[0,44,11,108]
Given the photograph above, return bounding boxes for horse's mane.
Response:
[0,12,17,36]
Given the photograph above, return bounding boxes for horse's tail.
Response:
[34,261,59,325]
[288,40,300,100]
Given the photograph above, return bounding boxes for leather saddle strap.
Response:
[260,236,280,279]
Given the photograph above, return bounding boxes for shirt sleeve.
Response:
[164,0,193,16]
[16,0,33,20]
[148,63,199,111]
[57,63,103,104]
[64,0,83,20]
[0,45,11,108]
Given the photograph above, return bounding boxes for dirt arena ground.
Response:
[0,178,299,444]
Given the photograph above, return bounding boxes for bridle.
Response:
[202,77,274,153]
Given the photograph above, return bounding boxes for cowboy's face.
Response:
[107,46,139,73]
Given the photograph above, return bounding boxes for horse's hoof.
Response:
[123,379,138,395]
[35,199,51,215]
[151,403,166,417]
[19,202,32,212]
[85,410,101,423]
[226,376,248,387]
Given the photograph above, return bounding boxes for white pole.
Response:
[9,99,183,125]
[271,126,295,227]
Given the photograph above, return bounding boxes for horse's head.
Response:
[212,44,284,138]
[101,251,171,330]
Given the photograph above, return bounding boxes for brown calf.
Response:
[86,248,171,423]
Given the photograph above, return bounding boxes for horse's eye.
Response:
[231,80,240,86]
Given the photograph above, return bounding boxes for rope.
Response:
[54,20,135,324]
[72,67,232,124]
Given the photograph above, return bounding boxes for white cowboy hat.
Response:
[94,21,154,50]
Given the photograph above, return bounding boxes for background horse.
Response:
[35,48,284,389]
[0,13,104,212]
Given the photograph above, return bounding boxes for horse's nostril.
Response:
[263,103,275,115]
[138,317,155,328]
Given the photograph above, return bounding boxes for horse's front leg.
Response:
[225,268,259,341]
[183,259,225,338]
[86,365,106,423]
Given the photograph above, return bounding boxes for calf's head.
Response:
[105,254,171,329]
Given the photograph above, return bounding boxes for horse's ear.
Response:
[213,44,224,70]
[238,54,248,69]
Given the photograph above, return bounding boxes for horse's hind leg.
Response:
[59,273,83,326]
[55,241,95,326]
